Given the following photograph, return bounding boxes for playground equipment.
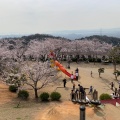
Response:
[71,89,101,106]
[54,60,71,77]
[50,59,55,67]
[48,51,74,79]
[90,90,101,105]
[72,91,89,104]
[49,60,76,79]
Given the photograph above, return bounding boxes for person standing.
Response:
[78,84,81,92]
[67,60,71,69]
[75,89,79,100]
[70,74,74,83]
[75,72,79,81]
[115,88,118,96]
[70,90,74,101]
[110,82,114,90]
[73,82,75,90]
[75,68,79,73]
[119,81,120,88]
[118,87,120,98]
[91,71,93,77]
[63,78,67,87]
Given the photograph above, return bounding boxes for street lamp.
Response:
[80,105,86,120]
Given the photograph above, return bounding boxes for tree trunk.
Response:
[113,62,117,72]
[115,75,117,80]
[93,55,95,65]
[34,88,38,99]
[99,72,100,78]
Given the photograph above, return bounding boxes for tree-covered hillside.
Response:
[21,34,69,42]
[78,35,120,46]
[1,34,120,46]
[22,34,120,46]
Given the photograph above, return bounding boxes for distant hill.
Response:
[21,34,69,41]
[77,35,120,46]
[51,28,120,40]
[1,28,120,40]
[1,33,120,46]
[0,34,24,39]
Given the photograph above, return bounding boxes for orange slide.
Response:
[54,60,71,77]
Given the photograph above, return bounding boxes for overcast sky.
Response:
[0,0,120,34]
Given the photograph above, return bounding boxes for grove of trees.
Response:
[0,34,120,98]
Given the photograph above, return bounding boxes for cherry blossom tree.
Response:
[113,70,120,80]
[23,61,58,99]
[25,40,54,61]
[98,68,105,78]
[109,46,120,72]
[0,41,12,77]
[60,39,112,63]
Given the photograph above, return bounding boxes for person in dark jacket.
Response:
[63,78,67,87]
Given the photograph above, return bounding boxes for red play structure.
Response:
[54,60,71,77]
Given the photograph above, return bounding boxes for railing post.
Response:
[80,106,86,120]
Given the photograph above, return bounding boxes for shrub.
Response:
[39,92,49,101]
[63,58,66,61]
[18,90,29,100]
[9,85,18,92]
[93,58,96,62]
[99,93,112,100]
[96,58,101,63]
[88,58,93,62]
[71,57,77,62]
[50,92,61,101]
[98,68,104,73]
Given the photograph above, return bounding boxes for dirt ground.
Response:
[0,82,16,105]
[0,62,120,120]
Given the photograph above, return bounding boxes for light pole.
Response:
[80,105,86,120]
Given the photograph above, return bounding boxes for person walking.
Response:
[63,78,67,87]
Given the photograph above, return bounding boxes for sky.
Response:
[0,0,120,34]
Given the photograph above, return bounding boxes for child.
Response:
[89,86,93,94]
[70,74,74,83]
